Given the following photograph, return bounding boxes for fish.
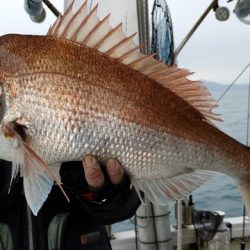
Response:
[0,0,249,216]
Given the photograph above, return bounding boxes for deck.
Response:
[111,216,250,250]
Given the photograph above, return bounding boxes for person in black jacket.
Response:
[0,156,140,250]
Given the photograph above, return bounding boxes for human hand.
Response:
[79,156,140,225]
[83,156,124,189]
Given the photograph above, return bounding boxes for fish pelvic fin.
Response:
[48,0,221,123]
[5,124,69,215]
[132,170,216,204]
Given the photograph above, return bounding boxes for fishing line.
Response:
[135,197,151,229]
[217,63,250,103]
[241,66,250,249]
[89,0,93,11]
[215,63,250,248]
[125,0,129,35]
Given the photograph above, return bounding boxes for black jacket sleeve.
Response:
[60,161,141,225]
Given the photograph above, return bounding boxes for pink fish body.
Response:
[0,1,249,215]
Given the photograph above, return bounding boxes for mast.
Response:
[135,1,173,249]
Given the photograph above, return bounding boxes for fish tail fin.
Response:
[237,179,250,217]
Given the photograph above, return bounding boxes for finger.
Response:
[83,156,105,188]
[106,159,124,185]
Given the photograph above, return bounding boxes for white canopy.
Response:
[64,0,140,44]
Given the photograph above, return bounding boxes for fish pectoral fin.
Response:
[5,124,69,215]
[18,143,70,215]
[49,163,62,182]
[132,170,216,204]
[22,161,54,216]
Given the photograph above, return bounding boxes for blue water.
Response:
[112,87,249,232]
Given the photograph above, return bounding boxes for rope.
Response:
[136,211,171,219]
[135,198,151,229]
[138,238,172,244]
[151,203,160,250]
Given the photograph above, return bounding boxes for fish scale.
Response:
[0,1,250,216]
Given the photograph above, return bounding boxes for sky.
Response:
[165,0,250,84]
[0,0,249,84]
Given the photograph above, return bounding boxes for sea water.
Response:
[193,87,248,218]
[112,86,249,232]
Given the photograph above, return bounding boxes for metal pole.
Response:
[174,0,218,62]
[177,199,183,250]
[137,0,150,54]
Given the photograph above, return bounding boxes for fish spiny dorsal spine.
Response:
[48,0,220,123]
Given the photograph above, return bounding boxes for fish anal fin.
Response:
[132,170,216,205]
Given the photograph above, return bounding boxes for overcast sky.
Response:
[0,0,249,84]
[166,0,250,84]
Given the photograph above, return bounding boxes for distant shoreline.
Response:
[202,80,248,91]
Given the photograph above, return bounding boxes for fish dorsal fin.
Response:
[48,0,220,122]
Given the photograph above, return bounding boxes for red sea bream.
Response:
[0,1,249,215]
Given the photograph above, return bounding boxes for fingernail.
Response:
[107,159,124,185]
[107,159,120,170]
[84,155,96,168]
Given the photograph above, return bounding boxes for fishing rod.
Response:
[43,0,61,17]
[173,0,219,62]
[24,0,60,23]
[173,0,250,62]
